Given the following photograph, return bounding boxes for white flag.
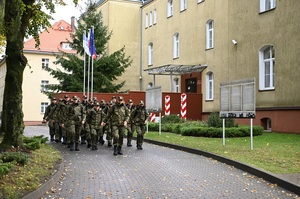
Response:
[83,34,91,56]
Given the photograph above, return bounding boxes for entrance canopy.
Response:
[144,64,207,75]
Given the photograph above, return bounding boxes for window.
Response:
[180,0,187,11]
[173,77,179,92]
[41,80,49,92]
[186,78,197,93]
[61,42,72,50]
[42,58,49,69]
[153,9,157,24]
[173,33,179,59]
[259,45,275,90]
[167,0,173,17]
[145,13,149,28]
[41,102,49,113]
[206,20,214,49]
[148,43,153,66]
[206,72,214,100]
[149,11,153,26]
[260,0,276,12]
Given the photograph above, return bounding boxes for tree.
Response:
[45,2,132,96]
[0,0,78,151]
[0,0,5,54]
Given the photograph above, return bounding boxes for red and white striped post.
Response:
[165,95,170,115]
[150,112,156,122]
[181,93,187,120]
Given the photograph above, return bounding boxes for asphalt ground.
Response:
[23,126,299,199]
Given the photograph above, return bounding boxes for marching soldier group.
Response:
[43,95,149,156]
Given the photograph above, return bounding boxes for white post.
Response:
[159,112,161,135]
[250,118,253,150]
[83,30,86,96]
[222,118,225,146]
[91,26,94,99]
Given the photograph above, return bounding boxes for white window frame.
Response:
[259,45,275,90]
[42,58,49,69]
[148,43,153,66]
[180,0,187,11]
[153,9,157,24]
[173,33,179,59]
[41,80,49,92]
[149,11,153,26]
[167,0,173,17]
[61,42,72,50]
[260,0,276,12]
[41,102,49,113]
[206,72,214,100]
[206,20,214,49]
[145,13,149,28]
[173,77,179,92]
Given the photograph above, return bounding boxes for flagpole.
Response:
[83,30,86,96]
[87,47,90,99]
[91,26,94,99]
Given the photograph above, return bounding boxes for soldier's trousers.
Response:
[136,124,146,147]
[127,123,135,143]
[90,128,101,147]
[112,125,126,147]
[66,124,75,144]
[105,124,112,143]
[74,124,81,144]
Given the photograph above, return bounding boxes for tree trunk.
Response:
[0,0,31,150]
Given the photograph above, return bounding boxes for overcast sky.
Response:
[49,0,87,25]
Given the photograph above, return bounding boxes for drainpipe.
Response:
[139,4,143,91]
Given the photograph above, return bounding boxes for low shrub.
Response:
[0,162,14,179]
[161,114,181,124]
[23,135,48,150]
[206,112,236,128]
[0,152,28,165]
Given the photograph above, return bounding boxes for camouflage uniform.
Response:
[131,100,149,150]
[43,97,58,141]
[126,99,135,147]
[72,96,86,151]
[80,95,89,144]
[86,102,106,150]
[58,95,70,145]
[102,101,113,147]
[98,100,107,145]
[103,96,129,155]
[85,99,95,148]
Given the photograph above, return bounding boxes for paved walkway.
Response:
[24,126,299,199]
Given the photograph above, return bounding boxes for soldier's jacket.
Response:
[126,104,135,124]
[43,102,57,121]
[73,102,86,125]
[58,100,70,125]
[104,103,129,126]
[131,106,149,125]
[87,107,105,129]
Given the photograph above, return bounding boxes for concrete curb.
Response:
[21,158,64,199]
[143,138,300,196]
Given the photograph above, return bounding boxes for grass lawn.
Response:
[145,131,300,174]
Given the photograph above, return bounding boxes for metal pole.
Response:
[222,118,225,146]
[91,26,94,99]
[87,53,90,99]
[250,118,253,150]
[83,30,86,96]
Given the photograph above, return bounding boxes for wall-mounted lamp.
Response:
[232,39,237,45]
[139,76,142,80]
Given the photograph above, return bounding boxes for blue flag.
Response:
[88,29,97,59]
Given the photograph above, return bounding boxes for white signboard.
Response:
[146,86,162,112]
[220,78,256,118]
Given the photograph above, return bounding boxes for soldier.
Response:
[72,96,86,151]
[102,100,113,147]
[102,96,129,156]
[131,100,149,150]
[111,96,117,105]
[86,102,106,150]
[126,99,135,147]
[80,95,89,144]
[58,95,70,145]
[43,97,58,142]
[85,98,95,148]
[98,99,107,145]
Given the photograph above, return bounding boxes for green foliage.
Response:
[206,112,236,128]
[0,162,14,179]
[23,135,48,150]
[161,114,182,123]
[0,152,28,165]
[45,2,132,96]
[180,126,263,138]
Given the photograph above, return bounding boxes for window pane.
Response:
[264,62,270,87]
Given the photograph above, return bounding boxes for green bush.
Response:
[0,162,14,179]
[161,114,181,123]
[148,122,159,131]
[0,152,28,165]
[206,112,236,128]
[23,135,48,150]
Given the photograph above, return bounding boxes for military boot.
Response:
[113,145,118,156]
[108,141,112,147]
[87,139,91,148]
[127,139,132,147]
[75,143,80,151]
[117,146,123,155]
[62,136,67,145]
[99,136,105,145]
[50,135,55,142]
[70,142,75,151]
